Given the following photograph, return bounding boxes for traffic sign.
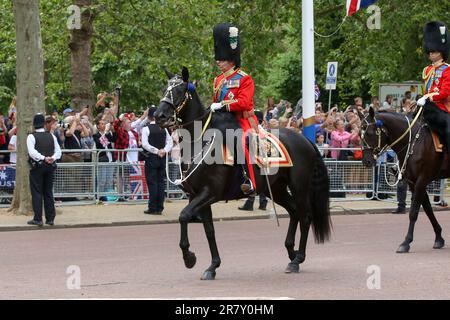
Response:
[325,62,338,90]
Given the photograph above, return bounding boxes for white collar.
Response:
[35,128,45,132]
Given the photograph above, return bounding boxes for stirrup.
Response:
[240,180,255,195]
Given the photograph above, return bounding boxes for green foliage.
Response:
[1,0,450,114]
[262,0,450,107]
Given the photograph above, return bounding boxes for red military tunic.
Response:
[213,67,258,129]
[213,67,258,187]
[423,61,450,113]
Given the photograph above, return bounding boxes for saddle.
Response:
[221,126,293,168]
[431,131,443,153]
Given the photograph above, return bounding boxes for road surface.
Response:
[0,211,449,299]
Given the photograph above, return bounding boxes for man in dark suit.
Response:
[27,113,62,226]
[141,107,173,214]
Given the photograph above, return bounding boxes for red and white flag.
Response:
[346,0,378,16]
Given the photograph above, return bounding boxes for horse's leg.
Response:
[269,183,298,261]
[422,191,445,249]
[179,190,215,269]
[397,182,426,253]
[285,188,310,273]
[285,217,299,261]
[200,205,221,280]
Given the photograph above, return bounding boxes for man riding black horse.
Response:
[209,23,258,195]
[417,21,450,161]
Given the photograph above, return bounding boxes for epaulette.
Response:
[237,70,248,77]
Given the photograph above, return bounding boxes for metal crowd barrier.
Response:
[0,148,446,207]
[376,162,444,203]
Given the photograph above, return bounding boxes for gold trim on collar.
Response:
[432,59,445,68]
[223,67,238,78]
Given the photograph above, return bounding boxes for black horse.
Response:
[155,67,331,280]
[360,107,449,253]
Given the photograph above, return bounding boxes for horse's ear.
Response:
[182,66,189,82]
[356,108,365,120]
[369,106,375,119]
[164,67,174,79]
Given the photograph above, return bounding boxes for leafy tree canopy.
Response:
[0,0,449,113]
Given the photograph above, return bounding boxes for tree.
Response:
[69,0,95,111]
[9,0,46,215]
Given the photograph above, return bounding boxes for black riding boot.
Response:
[239,194,255,211]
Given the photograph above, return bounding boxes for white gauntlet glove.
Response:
[416,96,427,107]
[210,102,224,112]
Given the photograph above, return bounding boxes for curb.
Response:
[1,206,448,232]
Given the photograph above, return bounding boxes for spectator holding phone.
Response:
[330,119,359,160]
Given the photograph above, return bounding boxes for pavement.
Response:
[0,194,449,231]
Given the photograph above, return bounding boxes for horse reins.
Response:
[361,106,424,185]
[160,77,215,186]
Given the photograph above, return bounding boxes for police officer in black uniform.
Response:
[27,113,62,226]
[141,107,173,215]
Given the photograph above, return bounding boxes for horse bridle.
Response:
[360,116,389,159]
[159,75,213,145]
[160,76,192,123]
[360,107,423,160]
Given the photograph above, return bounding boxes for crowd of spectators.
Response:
[0,93,179,202]
[0,91,434,205]
[260,92,418,161]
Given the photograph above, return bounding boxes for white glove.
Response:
[417,96,427,107]
[210,102,224,112]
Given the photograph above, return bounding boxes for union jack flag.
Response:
[346,0,378,16]
[0,165,16,191]
[129,162,148,200]
[314,81,320,101]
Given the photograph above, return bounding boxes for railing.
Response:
[0,148,446,206]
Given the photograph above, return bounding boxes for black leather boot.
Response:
[239,197,254,211]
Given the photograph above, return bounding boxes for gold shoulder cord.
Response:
[213,77,226,100]
[423,66,435,94]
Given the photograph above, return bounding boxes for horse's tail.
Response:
[309,147,332,243]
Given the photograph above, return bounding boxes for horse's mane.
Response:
[377,110,414,121]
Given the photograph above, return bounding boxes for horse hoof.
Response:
[184,252,197,269]
[396,244,410,253]
[433,239,445,249]
[284,262,299,273]
[201,270,216,280]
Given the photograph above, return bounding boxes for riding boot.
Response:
[238,194,255,211]
[258,193,268,210]
[240,165,255,195]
